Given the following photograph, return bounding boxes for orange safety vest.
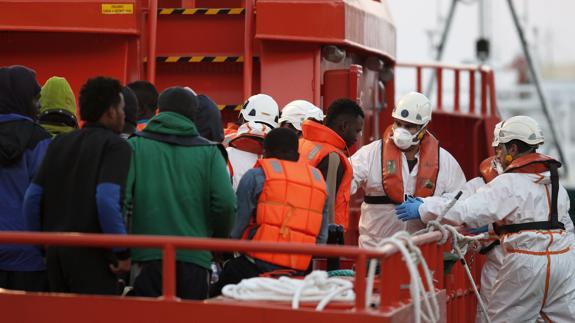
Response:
[298,120,352,230]
[223,123,239,147]
[247,158,327,270]
[381,125,440,203]
[479,156,499,183]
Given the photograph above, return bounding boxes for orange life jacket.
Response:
[479,156,499,183]
[247,158,327,270]
[223,123,239,147]
[136,122,147,132]
[381,125,440,203]
[298,120,352,230]
[504,153,559,174]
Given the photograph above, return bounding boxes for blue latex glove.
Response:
[465,225,488,235]
[395,196,423,221]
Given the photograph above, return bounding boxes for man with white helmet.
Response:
[227,121,272,191]
[349,91,466,248]
[278,100,324,136]
[223,94,279,146]
[399,115,575,322]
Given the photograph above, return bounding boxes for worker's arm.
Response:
[209,147,237,238]
[229,168,264,239]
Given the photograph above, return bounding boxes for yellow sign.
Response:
[101,4,133,15]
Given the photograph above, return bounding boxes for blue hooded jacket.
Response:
[0,66,51,271]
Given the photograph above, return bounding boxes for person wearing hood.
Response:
[127,80,158,131]
[349,92,465,248]
[38,76,78,137]
[0,65,51,292]
[398,116,575,322]
[197,94,224,142]
[124,87,236,300]
[120,86,138,140]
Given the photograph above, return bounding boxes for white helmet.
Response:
[278,100,324,131]
[240,94,280,128]
[498,115,544,146]
[491,121,503,147]
[392,92,432,126]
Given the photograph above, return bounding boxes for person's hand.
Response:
[395,196,423,221]
[465,225,488,235]
[110,258,131,275]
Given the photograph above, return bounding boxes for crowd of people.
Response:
[1,64,574,321]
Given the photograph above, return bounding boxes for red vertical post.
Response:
[146,0,158,84]
[489,70,498,116]
[436,67,443,110]
[355,254,367,311]
[481,70,488,116]
[243,0,254,100]
[416,66,422,93]
[454,69,460,112]
[469,70,476,114]
[162,244,177,300]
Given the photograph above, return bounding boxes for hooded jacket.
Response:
[0,66,51,271]
[38,76,78,137]
[197,95,224,142]
[125,112,236,269]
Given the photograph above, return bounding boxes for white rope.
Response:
[222,271,355,311]
[365,231,441,323]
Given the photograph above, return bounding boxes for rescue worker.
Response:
[223,93,279,146]
[124,87,235,300]
[349,91,466,248]
[278,99,324,136]
[215,128,329,294]
[299,98,364,230]
[127,80,158,131]
[227,121,271,191]
[0,65,51,292]
[38,76,78,137]
[24,76,131,295]
[399,116,575,322]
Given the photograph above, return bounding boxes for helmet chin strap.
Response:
[410,122,429,145]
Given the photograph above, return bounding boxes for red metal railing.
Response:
[243,0,254,100]
[146,0,158,84]
[0,231,447,311]
[396,62,498,117]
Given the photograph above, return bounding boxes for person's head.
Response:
[239,93,280,128]
[263,127,300,161]
[0,65,41,119]
[121,86,138,136]
[391,92,432,151]
[279,100,325,136]
[79,76,125,133]
[324,98,364,147]
[127,80,158,120]
[196,94,224,142]
[157,86,198,122]
[38,76,78,131]
[495,115,543,169]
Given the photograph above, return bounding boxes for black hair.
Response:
[79,76,122,122]
[263,128,299,161]
[127,80,158,119]
[324,98,364,127]
[505,139,537,154]
[121,87,138,134]
[158,87,198,122]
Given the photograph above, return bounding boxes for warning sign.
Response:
[101,4,133,15]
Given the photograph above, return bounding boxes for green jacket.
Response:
[38,76,78,137]
[124,112,236,269]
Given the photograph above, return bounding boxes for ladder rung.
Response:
[158,8,245,15]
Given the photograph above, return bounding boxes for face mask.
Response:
[392,127,416,150]
[492,158,504,175]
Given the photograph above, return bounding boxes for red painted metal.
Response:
[243,0,253,100]
[147,0,158,84]
[436,67,443,110]
[416,66,422,93]
[454,69,460,112]
[162,244,176,300]
[469,70,476,114]
[480,70,488,116]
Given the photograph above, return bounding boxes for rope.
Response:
[327,269,355,277]
[222,271,355,311]
[366,231,441,323]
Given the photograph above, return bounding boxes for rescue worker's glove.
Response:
[464,225,488,235]
[395,196,423,221]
